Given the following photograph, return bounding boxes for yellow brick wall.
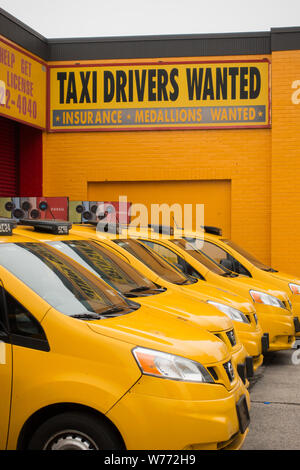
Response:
[43,54,272,264]
[271,51,300,275]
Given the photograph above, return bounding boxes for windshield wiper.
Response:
[262,268,278,273]
[127,286,152,293]
[100,306,127,315]
[70,313,106,320]
[221,272,238,277]
[124,286,166,298]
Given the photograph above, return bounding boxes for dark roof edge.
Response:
[0,8,47,41]
[47,31,270,44]
[0,7,48,60]
[271,26,300,33]
[1,7,300,60]
[271,26,300,51]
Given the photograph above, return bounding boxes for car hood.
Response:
[179,280,255,313]
[133,288,234,332]
[87,303,230,365]
[230,275,291,301]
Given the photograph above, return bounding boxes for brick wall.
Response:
[271,51,300,275]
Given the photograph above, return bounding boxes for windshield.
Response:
[113,239,196,285]
[221,239,276,271]
[47,239,162,297]
[172,238,233,275]
[0,242,135,317]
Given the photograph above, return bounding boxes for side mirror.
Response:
[220,258,235,271]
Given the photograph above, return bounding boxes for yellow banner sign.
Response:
[0,37,46,129]
[49,59,270,131]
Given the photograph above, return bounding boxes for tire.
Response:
[27,411,123,450]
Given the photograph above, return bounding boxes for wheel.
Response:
[27,411,123,450]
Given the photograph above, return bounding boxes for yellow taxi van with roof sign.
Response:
[54,221,267,373]
[128,225,297,353]
[15,219,253,386]
[0,218,250,450]
[197,225,300,345]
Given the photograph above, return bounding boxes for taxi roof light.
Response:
[0,218,17,236]
[18,219,72,235]
[148,224,175,235]
[81,220,122,234]
[202,226,222,236]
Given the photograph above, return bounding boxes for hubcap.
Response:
[44,430,99,450]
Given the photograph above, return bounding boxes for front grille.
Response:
[207,367,218,381]
[223,360,235,382]
[294,316,300,333]
[226,329,237,347]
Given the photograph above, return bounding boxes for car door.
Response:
[0,282,12,450]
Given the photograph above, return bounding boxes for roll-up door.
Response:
[88,179,231,237]
[0,116,18,196]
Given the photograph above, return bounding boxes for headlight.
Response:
[289,283,300,295]
[207,300,249,323]
[132,347,214,383]
[250,290,285,309]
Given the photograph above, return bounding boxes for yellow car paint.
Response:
[198,229,300,339]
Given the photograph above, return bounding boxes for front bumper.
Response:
[255,305,295,351]
[106,376,250,450]
[237,327,263,358]
[231,344,252,386]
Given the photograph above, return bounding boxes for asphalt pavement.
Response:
[243,348,300,450]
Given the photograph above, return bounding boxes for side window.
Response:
[202,241,251,276]
[5,291,49,350]
[202,241,229,264]
[142,241,204,279]
[143,241,180,264]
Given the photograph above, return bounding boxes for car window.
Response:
[141,239,204,280]
[221,239,275,272]
[0,242,134,317]
[47,239,160,296]
[141,240,182,265]
[201,240,251,276]
[173,238,229,275]
[6,291,46,340]
[113,239,196,285]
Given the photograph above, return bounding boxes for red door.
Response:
[0,116,18,196]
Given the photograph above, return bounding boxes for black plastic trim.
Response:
[0,8,48,60]
[245,356,254,378]
[262,333,270,354]
[271,27,300,52]
[10,333,50,352]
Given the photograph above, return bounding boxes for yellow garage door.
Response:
[88,179,231,237]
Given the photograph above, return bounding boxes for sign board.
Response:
[49,59,270,131]
[0,37,47,129]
